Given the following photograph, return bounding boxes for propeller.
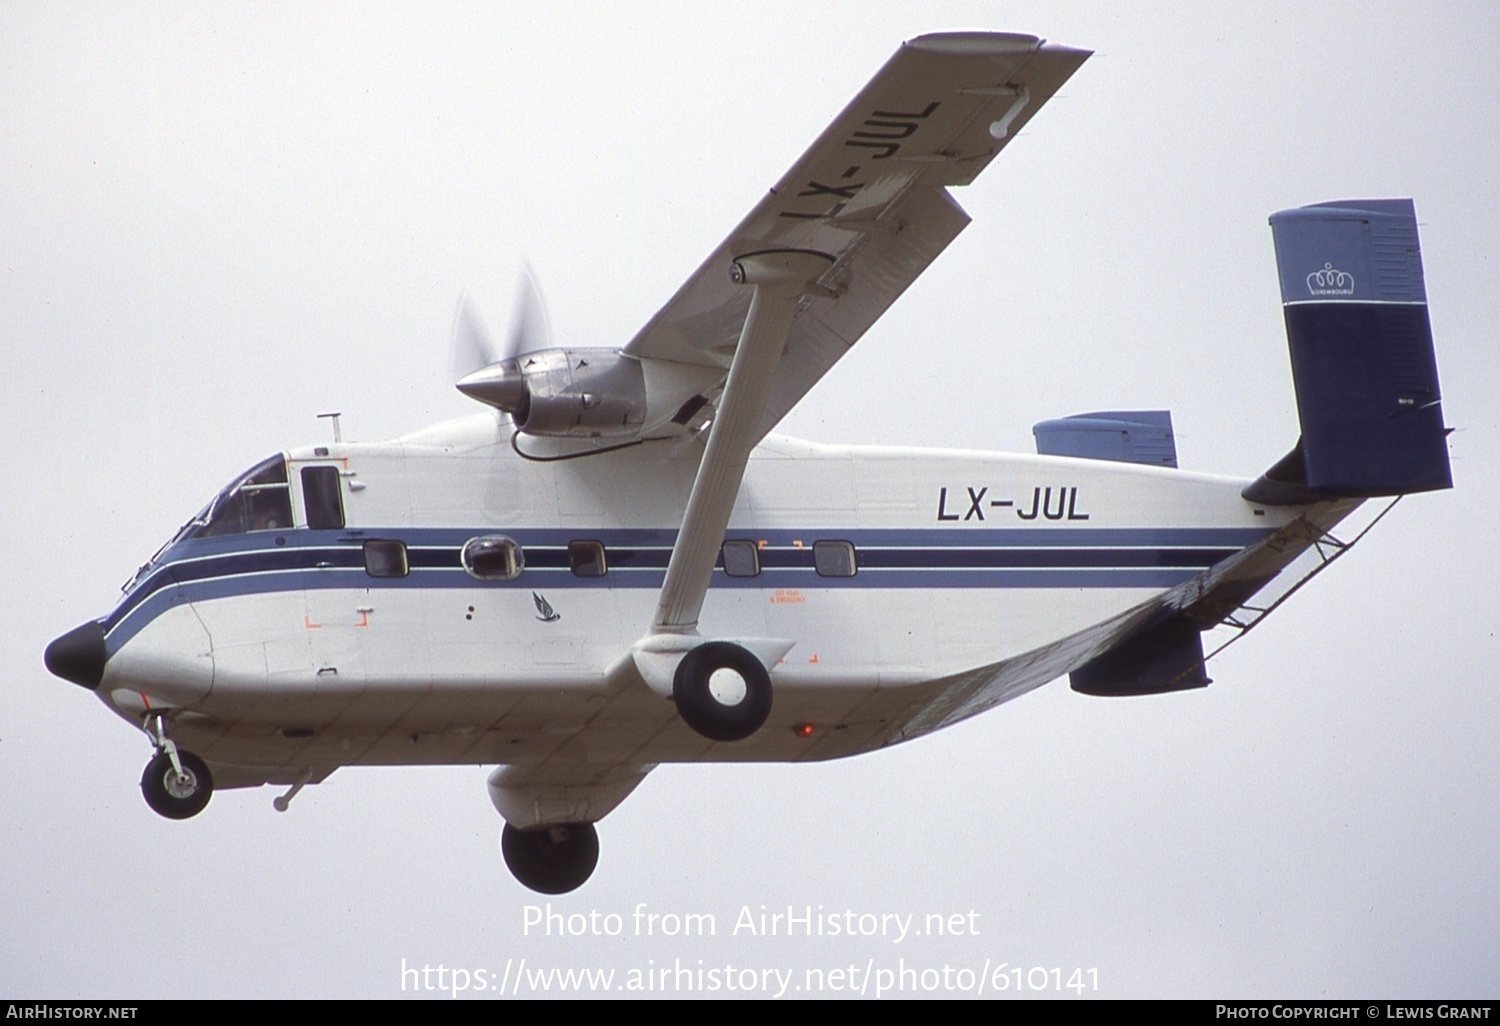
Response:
[451,266,553,415]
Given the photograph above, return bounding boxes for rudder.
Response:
[1259,199,1451,499]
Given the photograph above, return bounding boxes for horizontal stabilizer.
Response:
[1250,199,1451,502]
[1033,410,1177,467]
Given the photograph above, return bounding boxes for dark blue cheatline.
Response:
[100,524,1272,652]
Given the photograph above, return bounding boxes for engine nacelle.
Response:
[458,348,648,438]
[514,349,646,437]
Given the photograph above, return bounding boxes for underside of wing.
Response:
[624,32,1090,439]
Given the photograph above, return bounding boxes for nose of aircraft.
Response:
[44,620,107,690]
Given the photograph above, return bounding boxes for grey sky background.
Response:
[4,2,1497,999]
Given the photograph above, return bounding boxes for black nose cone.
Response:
[45,620,107,690]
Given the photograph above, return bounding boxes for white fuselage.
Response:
[94,413,1333,781]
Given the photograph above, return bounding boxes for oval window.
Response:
[462,536,524,581]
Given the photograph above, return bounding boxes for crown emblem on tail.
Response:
[1306,262,1355,296]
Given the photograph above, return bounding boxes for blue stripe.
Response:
[102,524,1271,651]
[147,524,1272,557]
[103,563,1203,654]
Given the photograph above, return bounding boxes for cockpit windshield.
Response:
[124,454,294,592]
[184,454,294,539]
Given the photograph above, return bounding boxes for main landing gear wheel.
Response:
[672,641,773,742]
[502,821,599,894]
[140,750,214,820]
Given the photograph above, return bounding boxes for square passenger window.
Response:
[813,540,857,578]
[568,540,607,577]
[721,540,760,578]
[363,539,409,578]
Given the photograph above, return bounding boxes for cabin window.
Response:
[363,539,409,578]
[462,536,524,581]
[813,540,857,578]
[568,540,607,578]
[301,466,344,530]
[195,455,294,537]
[721,540,760,578]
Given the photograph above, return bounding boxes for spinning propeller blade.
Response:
[449,292,497,383]
[451,265,554,415]
[504,264,553,365]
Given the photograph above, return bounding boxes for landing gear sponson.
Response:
[488,765,651,893]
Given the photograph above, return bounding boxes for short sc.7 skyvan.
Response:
[46,32,1452,893]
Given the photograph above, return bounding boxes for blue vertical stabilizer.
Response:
[1252,199,1451,500]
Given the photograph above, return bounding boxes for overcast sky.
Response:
[4,2,1497,1000]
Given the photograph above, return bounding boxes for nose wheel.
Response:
[141,751,214,819]
[139,713,214,820]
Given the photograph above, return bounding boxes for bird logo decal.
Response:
[532,592,560,623]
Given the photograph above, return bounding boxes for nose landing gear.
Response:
[139,713,214,820]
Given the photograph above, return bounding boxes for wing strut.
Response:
[650,250,833,634]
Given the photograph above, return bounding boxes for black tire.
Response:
[140,750,214,820]
[672,641,773,742]
[501,821,599,894]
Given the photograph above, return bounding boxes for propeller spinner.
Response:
[451,267,553,417]
[449,269,653,440]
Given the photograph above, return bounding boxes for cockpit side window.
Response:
[195,455,294,537]
[301,466,345,530]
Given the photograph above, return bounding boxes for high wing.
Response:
[630,32,1089,656]
[624,32,1091,440]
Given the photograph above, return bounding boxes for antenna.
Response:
[316,411,343,443]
